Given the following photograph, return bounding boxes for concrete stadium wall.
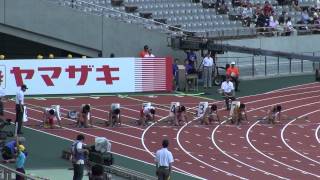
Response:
[0,0,185,59]
[102,18,183,58]
[0,0,4,23]
[221,35,320,58]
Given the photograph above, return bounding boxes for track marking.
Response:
[266,82,320,94]
[27,106,142,140]
[33,97,47,100]
[247,101,320,178]
[140,107,205,180]
[210,91,320,179]
[316,124,320,144]
[281,110,320,164]
[177,117,248,180]
[4,111,192,179]
[5,109,147,152]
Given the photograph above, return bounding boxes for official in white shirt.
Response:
[15,84,27,134]
[202,52,214,88]
[155,139,174,180]
[221,77,235,110]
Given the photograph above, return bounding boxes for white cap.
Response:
[231,62,236,65]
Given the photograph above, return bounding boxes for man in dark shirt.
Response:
[278,11,286,25]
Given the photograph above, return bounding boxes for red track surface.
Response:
[4,82,320,180]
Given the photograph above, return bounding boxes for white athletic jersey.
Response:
[143,106,155,115]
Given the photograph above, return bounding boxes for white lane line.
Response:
[281,110,320,165]
[267,82,320,94]
[89,107,144,130]
[210,92,320,178]
[316,124,320,144]
[140,106,205,180]
[247,101,320,178]
[211,119,289,180]
[4,110,191,179]
[177,117,248,180]
[5,109,147,152]
[27,105,142,140]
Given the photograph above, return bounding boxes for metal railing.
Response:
[0,163,49,180]
[215,54,318,79]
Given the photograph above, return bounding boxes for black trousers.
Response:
[157,167,170,180]
[231,77,239,91]
[73,163,84,180]
[16,168,25,180]
[15,105,24,134]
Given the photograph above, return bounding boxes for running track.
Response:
[4,82,320,180]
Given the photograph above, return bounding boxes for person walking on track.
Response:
[15,84,27,135]
[202,52,214,89]
[155,139,174,180]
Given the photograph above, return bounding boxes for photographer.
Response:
[71,134,89,180]
[2,136,25,162]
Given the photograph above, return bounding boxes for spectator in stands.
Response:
[301,9,311,24]
[314,13,320,29]
[232,0,242,7]
[144,49,155,58]
[202,53,214,89]
[263,1,273,17]
[292,0,301,11]
[278,11,286,25]
[216,0,229,14]
[185,50,197,66]
[241,4,253,27]
[15,145,26,180]
[155,139,173,180]
[285,17,294,36]
[226,62,240,91]
[139,45,149,58]
[72,134,89,180]
[172,59,179,90]
[269,15,280,34]
[256,12,267,30]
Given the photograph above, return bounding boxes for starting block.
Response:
[197,102,209,117]
[169,102,180,116]
[229,101,240,116]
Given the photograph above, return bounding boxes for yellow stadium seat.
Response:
[48,54,55,59]
[37,54,43,59]
[0,55,5,60]
[67,54,73,59]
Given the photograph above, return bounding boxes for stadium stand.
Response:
[46,0,320,39]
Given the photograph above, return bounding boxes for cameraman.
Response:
[72,134,89,180]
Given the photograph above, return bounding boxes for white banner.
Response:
[0,57,172,95]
